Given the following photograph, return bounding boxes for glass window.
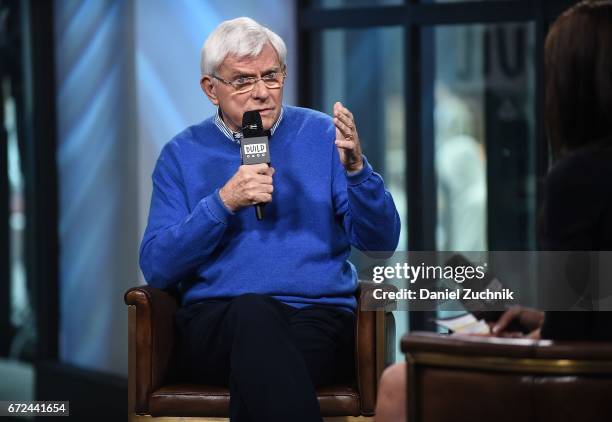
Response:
[319,26,407,249]
[427,22,536,253]
[426,22,537,321]
[1,0,35,402]
[4,80,34,360]
[316,26,407,359]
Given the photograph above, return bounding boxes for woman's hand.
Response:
[491,306,545,339]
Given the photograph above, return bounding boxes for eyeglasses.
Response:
[212,70,287,94]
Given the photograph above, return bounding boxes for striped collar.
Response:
[214,107,284,144]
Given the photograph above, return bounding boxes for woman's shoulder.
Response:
[542,141,612,250]
[547,142,612,190]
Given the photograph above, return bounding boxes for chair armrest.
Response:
[125,285,179,414]
[355,281,397,416]
[402,331,612,361]
[401,331,538,358]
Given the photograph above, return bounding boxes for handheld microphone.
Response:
[241,111,271,221]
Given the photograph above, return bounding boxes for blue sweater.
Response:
[140,106,400,311]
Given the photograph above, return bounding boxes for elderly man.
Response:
[140,17,400,422]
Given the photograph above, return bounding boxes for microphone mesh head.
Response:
[242,110,263,134]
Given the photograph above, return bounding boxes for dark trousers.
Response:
[174,293,355,422]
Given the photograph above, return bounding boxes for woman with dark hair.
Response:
[494,0,612,341]
[374,2,612,420]
[544,0,612,160]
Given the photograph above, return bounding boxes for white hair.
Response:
[200,17,287,76]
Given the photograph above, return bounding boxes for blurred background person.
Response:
[435,83,486,252]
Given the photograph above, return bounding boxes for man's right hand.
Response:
[219,164,275,212]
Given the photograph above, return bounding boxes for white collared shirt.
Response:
[214,107,284,143]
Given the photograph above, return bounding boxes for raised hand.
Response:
[333,102,364,173]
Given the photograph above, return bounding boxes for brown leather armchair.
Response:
[401,332,612,422]
[125,281,395,421]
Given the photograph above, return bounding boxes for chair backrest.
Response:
[401,332,612,422]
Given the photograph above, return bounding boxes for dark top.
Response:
[540,143,612,341]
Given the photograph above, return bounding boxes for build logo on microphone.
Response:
[241,136,270,165]
[243,143,267,158]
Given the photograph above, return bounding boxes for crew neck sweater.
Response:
[140,105,400,311]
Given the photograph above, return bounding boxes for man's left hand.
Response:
[333,102,364,173]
